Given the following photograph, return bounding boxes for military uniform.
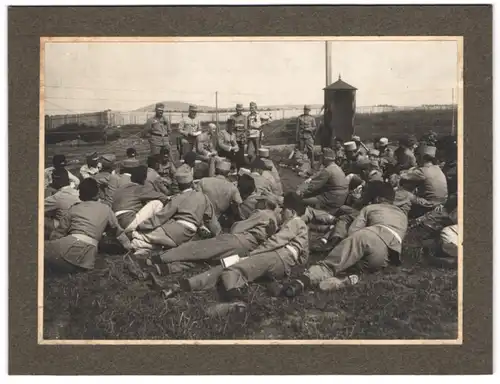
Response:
[195,174,243,217]
[305,203,408,286]
[45,201,121,273]
[298,162,349,213]
[227,108,248,167]
[44,186,81,237]
[218,215,309,293]
[247,110,263,160]
[217,128,238,164]
[112,183,168,232]
[296,110,317,160]
[144,115,171,155]
[101,173,131,206]
[178,109,202,156]
[394,147,417,172]
[259,149,283,196]
[130,182,221,251]
[153,209,278,282]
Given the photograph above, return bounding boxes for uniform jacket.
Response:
[196,175,243,216]
[49,200,122,269]
[251,172,275,196]
[44,186,81,221]
[230,209,278,244]
[179,116,201,138]
[112,182,168,227]
[138,189,221,236]
[394,147,417,171]
[296,114,317,141]
[217,129,238,152]
[247,112,263,138]
[238,193,261,220]
[348,203,408,255]
[301,162,349,209]
[228,113,247,142]
[249,215,309,265]
[261,158,283,196]
[80,164,100,179]
[144,115,171,147]
[146,168,170,196]
[402,163,448,205]
[102,173,131,206]
[196,132,217,160]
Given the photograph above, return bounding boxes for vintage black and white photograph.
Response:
[40,37,462,343]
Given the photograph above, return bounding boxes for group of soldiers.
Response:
[43,102,458,316]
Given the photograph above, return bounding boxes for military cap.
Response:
[238,167,251,176]
[344,141,357,151]
[216,160,232,172]
[352,135,361,142]
[236,103,244,110]
[379,137,389,146]
[155,103,165,110]
[250,101,257,107]
[322,148,336,161]
[303,105,311,110]
[189,104,198,111]
[418,145,437,158]
[368,149,380,157]
[122,158,140,168]
[86,151,99,161]
[258,148,270,158]
[175,171,193,184]
[208,123,217,130]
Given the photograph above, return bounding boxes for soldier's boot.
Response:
[282,275,312,298]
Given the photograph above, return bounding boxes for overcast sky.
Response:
[44,40,460,115]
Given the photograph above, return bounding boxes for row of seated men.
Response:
[43,133,457,315]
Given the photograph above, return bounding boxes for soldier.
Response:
[44,178,123,274]
[205,192,309,316]
[145,155,171,196]
[44,168,81,239]
[247,101,263,162]
[351,135,367,156]
[258,147,283,196]
[378,137,395,174]
[296,105,317,162]
[195,122,218,177]
[178,104,202,157]
[342,141,369,176]
[44,154,80,195]
[111,165,169,244]
[401,145,448,218]
[393,134,418,173]
[284,182,408,296]
[195,160,243,219]
[332,137,346,168]
[129,170,221,253]
[80,152,101,179]
[101,158,138,207]
[227,103,248,168]
[217,121,239,166]
[143,199,279,282]
[296,148,349,214]
[142,103,171,156]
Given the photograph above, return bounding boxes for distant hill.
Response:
[135,101,324,112]
[134,101,214,112]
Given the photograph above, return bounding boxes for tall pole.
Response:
[215,91,219,135]
[325,41,332,87]
[451,88,455,136]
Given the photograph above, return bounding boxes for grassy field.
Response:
[43,143,458,340]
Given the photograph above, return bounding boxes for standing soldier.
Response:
[227,103,248,168]
[247,101,263,162]
[296,105,317,163]
[178,104,202,157]
[142,103,171,156]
